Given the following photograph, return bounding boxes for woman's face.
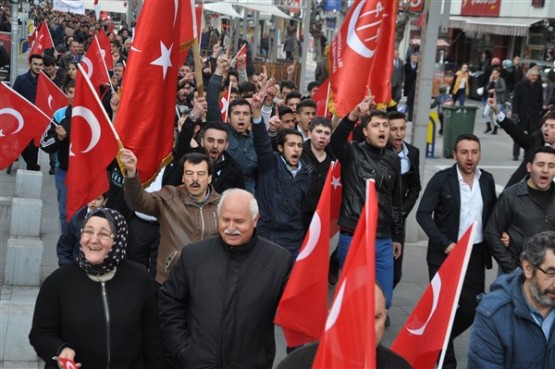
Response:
[80,217,114,265]
[491,70,500,80]
[67,64,77,79]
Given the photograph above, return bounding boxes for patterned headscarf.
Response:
[76,208,128,276]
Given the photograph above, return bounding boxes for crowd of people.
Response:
[3,3,555,369]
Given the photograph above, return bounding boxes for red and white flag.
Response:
[274,165,333,347]
[81,36,111,92]
[178,0,198,61]
[29,20,55,56]
[96,30,114,70]
[312,179,378,368]
[390,223,476,369]
[219,84,231,122]
[313,78,331,118]
[232,43,247,64]
[328,0,396,117]
[330,161,342,239]
[115,0,184,184]
[35,71,69,145]
[66,67,118,220]
[0,82,51,169]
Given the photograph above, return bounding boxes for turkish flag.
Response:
[29,21,55,57]
[312,180,378,368]
[115,0,183,184]
[390,223,476,369]
[330,161,342,239]
[313,78,331,118]
[236,43,247,61]
[195,3,203,42]
[409,0,425,12]
[35,71,69,145]
[328,0,396,117]
[97,30,114,70]
[0,83,51,170]
[66,68,118,220]
[274,165,333,347]
[81,36,111,92]
[219,85,231,122]
[178,0,197,60]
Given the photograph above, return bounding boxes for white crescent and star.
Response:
[325,279,347,331]
[150,41,173,80]
[173,0,179,27]
[331,176,342,190]
[72,106,101,153]
[47,95,54,110]
[406,274,441,335]
[81,56,94,79]
[296,213,321,261]
[0,108,25,137]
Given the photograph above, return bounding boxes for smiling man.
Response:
[121,150,220,284]
[468,231,555,369]
[330,94,403,313]
[486,146,555,274]
[159,189,293,369]
[417,133,497,369]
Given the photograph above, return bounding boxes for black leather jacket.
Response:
[330,117,403,241]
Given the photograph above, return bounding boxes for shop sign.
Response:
[409,0,425,13]
[461,0,501,17]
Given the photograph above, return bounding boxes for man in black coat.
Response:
[511,68,544,160]
[159,189,293,369]
[416,134,497,369]
[403,53,418,98]
[387,111,421,289]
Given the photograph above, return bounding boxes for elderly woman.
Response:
[29,208,161,369]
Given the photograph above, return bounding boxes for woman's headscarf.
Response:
[76,208,128,276]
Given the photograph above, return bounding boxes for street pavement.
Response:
[1,52,520,367]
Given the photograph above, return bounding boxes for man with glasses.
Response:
[486,146,555,274]
[468,231,555,368]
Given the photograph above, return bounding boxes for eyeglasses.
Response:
[534,264,555,278]
[81,229,114,241]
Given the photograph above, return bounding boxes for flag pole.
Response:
[192,38,205,98]
[324,80,331,117]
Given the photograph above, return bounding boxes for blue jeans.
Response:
[337,233,394,308]
[55,168,68,233]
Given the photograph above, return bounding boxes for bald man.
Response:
[159,189,293,369]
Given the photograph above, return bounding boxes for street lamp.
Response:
[10,0,19,85]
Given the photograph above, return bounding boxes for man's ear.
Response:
[277,144,283,154]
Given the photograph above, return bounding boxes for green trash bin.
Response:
[442,106,478,158]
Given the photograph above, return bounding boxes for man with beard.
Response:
[468,231,555,368]
[121,150,220,284]
[417,133,497,369]
[251,90,310,256]
[486,146,555,274]
[180,120,245,193]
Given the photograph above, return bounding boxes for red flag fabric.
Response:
[330,161,342,239]
[195,3,203,42]
[219,85,231,122]
[236,43,247,61]
[35,71,69,145]
[0,82,51,170]
[97,30,114,70]
[66,68,118,220]
[313,78,331,118]
[81,37,111,91]
[274,165,333,347]
[328,0,396,117]
[29,21,55,56]
[312,180,378,368]
[390,223,476,369]
[115,0,183,184]
[179,0,197,61]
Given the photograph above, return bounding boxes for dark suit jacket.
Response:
[403,62,418,96]
[391,57,405,87]
[400,142,421,217]
[416,165,497,267]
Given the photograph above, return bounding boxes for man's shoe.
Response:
[491,127,498,135]
[49,167,56,175]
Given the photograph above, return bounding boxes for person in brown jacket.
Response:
[120,149,220,284]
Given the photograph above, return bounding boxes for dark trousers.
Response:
[127,215,160,278]
[393,226,406,289]
[21,142,40,171]
[428,243,486,369]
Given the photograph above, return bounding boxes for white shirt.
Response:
[457,166,484,244]
[397,142,411,174]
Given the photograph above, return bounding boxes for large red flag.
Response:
[274,165,333,347]
[390,223,476,369]
[328,0,396,117]
[66,67,118,220]
[29,21,55,56]
[312,180,378,368]
[81,36,111,91]
[179,0,197,61]
[0,83,51,169]
[96,30,114,70]
[115,0,184,184]
[35,71,69,145]
[195,3,203,43]
[313,78,331,118]
[330,161,342,239]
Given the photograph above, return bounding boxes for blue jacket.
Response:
[56,206,87,267]
[468,270,555,369]
[13,70,38,103]
[252,120,310,254]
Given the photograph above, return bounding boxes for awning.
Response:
[449,16,544,37]
[222,0,293,20]
[203,3,242,18]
